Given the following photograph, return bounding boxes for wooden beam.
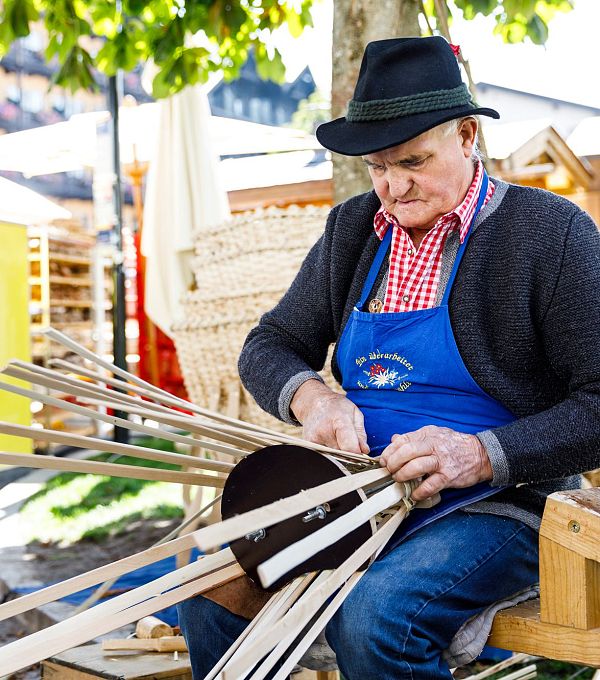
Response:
[539,489,600,563]
[488,598,600,667]
[540,536,600,630]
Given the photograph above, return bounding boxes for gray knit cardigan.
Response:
[238,180,600,529]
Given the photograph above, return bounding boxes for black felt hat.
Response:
[316,36,499,156]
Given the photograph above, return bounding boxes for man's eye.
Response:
[405,159,425,168]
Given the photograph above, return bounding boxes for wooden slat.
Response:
[0,420,233,473]
[0,451,225,488]
[488,598,600,667]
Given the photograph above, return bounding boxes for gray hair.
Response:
[436,116,483,163]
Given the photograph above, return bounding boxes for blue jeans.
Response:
[178,511,539,680]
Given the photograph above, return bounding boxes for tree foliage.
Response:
[423,0,574,45]
[0,0,574,100]
[0,0,313,97]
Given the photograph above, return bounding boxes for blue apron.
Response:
[336,172,515,547]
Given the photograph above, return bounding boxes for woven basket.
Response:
[172,204,339,433]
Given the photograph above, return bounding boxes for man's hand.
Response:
[291,379,370,455]
[379,425,492,501]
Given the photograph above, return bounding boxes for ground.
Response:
[1,515,183,680]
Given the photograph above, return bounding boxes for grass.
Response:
[18,437,199,544]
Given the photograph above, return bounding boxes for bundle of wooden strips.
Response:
[171,204,340,432]
[0,328,420,677]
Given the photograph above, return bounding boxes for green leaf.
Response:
[9,0,38,37]
[255,43,286,82]
[526,13,549,44]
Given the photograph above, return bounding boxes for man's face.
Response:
[362,120,477,231]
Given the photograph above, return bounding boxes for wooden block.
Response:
[488,598,600,667]
[42,642,192,680]
[538,489,600,630]
[135,615,174,639]
[539,489,600,563]
[540,535,600,629]
[102,637,188,653]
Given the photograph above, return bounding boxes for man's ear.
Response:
[459,117,478,157]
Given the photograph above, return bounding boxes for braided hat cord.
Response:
[347,83,473,122]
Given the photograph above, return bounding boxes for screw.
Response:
[302,503,330,523]
[245,528,266,542]
[568,520,581,533]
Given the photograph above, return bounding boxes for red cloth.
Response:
[373,160,494,312]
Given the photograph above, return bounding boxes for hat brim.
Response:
[316,106,500,156]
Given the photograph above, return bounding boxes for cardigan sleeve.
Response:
[238,205,340,424]
[479,208,600,485]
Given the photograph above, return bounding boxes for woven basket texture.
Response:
[172,205,340,433]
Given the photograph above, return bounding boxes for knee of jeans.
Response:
[325,594,390,656]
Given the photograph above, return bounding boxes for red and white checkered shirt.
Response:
[373,160,494,312]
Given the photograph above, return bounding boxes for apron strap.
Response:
[441,171,489,307]
[356,227,392,310]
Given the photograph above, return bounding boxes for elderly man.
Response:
[178,37,600,679]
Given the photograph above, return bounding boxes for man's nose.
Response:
[387,170,413,198]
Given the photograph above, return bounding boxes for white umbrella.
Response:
[140,85,230,337]
[0,176,71,224]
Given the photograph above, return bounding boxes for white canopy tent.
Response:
[0,176,71,224]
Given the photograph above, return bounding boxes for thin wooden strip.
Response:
[0,525,231,624]
[464,654,534,680]
[205,575,316,680]
[44,329,372,461]
[2,366,241,455]
[43,328,370,453]
[71,493,223,616]
[257,482,402,588]
[68,395,260,453]
[0,451,226,488]
[49,359,275,446]
[221,510,406,679]
[0,561,243,677]
[0,377,248,461]
[16,359,265,450]
[264,510,407,680]
[254,573,363,680]
[195,466,391,551]
[0,420,233,473]
[219,572,332,680]
[6,551,234,643]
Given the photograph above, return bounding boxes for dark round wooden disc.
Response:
[221,444,374,591]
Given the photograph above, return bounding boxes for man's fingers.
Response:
[390,454,439,482]
[411,473,447,501]
[333,419,362,454]
[382,440,434,471]
[353,408,370,454]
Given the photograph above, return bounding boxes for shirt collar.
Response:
[373,160,485,244]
